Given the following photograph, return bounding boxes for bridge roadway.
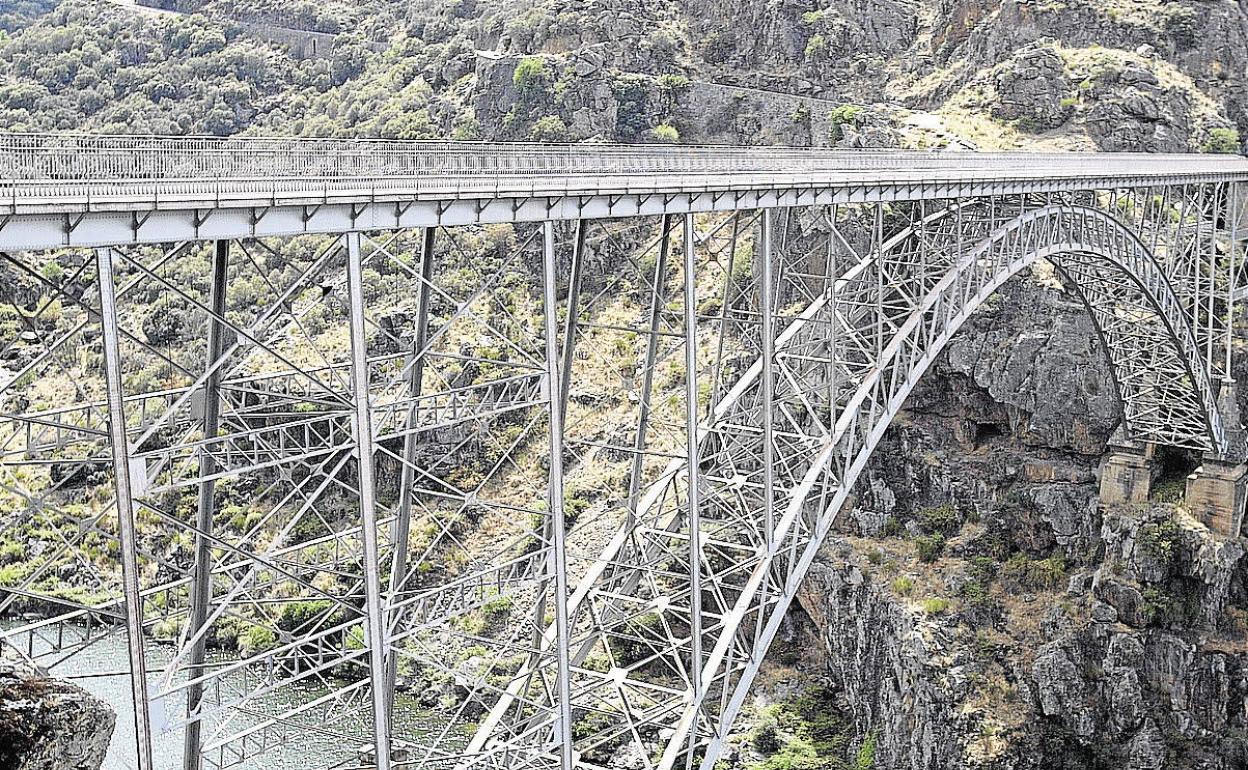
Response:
[1,134,1247,251]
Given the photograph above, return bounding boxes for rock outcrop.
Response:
[0,653,114,770]
[782,268,1248,769]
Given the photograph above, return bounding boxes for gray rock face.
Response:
[855,271,1116,558]
[793,272,1248,768]
[990,44,1074,129]
[0,654,115,770]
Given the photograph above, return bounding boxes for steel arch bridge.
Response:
[0,135,1245,770]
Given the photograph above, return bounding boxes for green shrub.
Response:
[1202,127,1241,154]
[915,533,946,563]
[828,103,865,141]
[918,504,960,536]
[277,599,335,632]
[804,34,827,60]
[39,261,64,283]
[1151,477,1186,503]
[530,115,569,143]
[1139,519,1182,567]
[855,730,878,770]
[656,73,690,93]
[513,56,550,98]
[921,597,951,616]
[345,624,366,650]
[481,594,514,618]
[1002,553,1067,590]
[239,625,277,655]
[891,576,914,596]
[651,123,680,143]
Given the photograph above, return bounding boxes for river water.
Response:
[3,619,457,770]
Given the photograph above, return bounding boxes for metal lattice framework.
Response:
[0,135,1246,770]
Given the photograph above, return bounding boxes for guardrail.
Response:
[0,132,1242,182]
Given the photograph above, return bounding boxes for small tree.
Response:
[1203,127,1242,154]
[513,56,550,100]
[829,103,865,141]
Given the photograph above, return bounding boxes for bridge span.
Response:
[0,134,1247,770]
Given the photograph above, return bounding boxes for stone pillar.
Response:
[1098,428,1155,505]
[1183,380,1248,538]
[1184,457,1247,538]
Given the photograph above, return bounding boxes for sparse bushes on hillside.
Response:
[529,114,569,142]
[1203,127,1241,154]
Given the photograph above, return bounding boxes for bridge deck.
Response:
[2,134,1246,249]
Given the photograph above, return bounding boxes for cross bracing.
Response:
[0,135,1246,770]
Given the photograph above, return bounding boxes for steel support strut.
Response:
[542,220,576,768]
[345,232,393,770]
[627,214,675,520]
[683,213,703,768]
[183,239,229,770]
[96,246,156,770]
[518,219,588,724]
[755,208,776,655]
[386,225,436,721]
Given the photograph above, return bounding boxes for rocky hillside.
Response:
[0,0,1244,151]
[736,273,1248,770]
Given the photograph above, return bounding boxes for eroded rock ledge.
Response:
[0,653,114,770]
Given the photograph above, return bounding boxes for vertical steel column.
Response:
[96,246,155,770]
[874,205,884,359]
[1228,183,1243,377]
[560,220,588,423]
[517,219,587,724]
[345,232,393,770]
[183,240,229,770]
[682,213,703,768]
[627,214,675,520]
[541,221,575,769]
[385,226,436,718]
[759,211,776,552]
[754,209,776,652]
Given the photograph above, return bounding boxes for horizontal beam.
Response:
[6,172,1248,251]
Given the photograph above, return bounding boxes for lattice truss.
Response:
[0,182,1242,770]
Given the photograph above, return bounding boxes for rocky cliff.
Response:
[730,271,1248,769]
[0,653,114,770]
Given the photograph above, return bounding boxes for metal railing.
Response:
[0,133,1245,225]
[1,132,1245,182]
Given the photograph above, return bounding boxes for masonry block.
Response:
[1099,448,1154,505]
[1185,458,1248,538]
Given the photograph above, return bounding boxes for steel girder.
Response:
[0,179,1241,770]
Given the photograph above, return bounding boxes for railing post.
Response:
[96,246,155,770]
[345,231,393,770]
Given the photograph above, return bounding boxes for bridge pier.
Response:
[1184,457,1247,538]
[1184,380,1248,538]
[1098,429,1155,505]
